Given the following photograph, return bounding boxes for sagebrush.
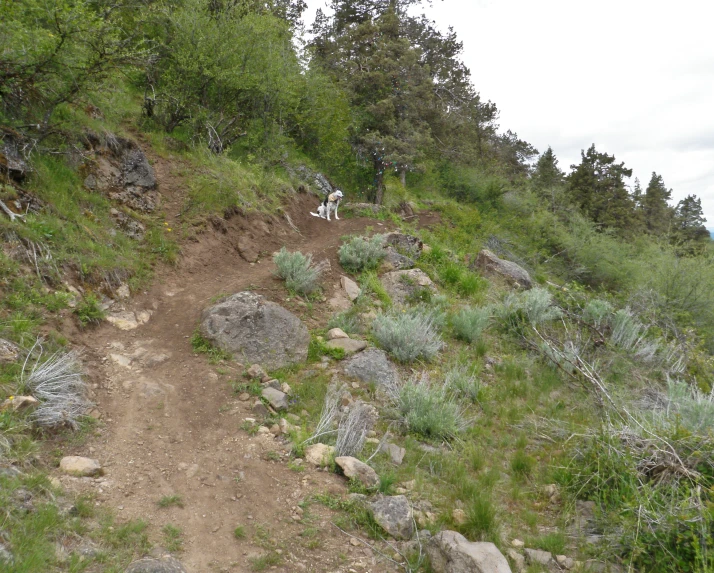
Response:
[372,308,444,363]
[338,235,385,273]
[273,247,322,295]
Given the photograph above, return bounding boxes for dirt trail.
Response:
[61,153,404,572]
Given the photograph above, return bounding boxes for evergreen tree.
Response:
[532,147,564,190]
[642,172,673,235]
[674,195,709,243]
[567,144,637,231]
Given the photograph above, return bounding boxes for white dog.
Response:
[311,190,343,221]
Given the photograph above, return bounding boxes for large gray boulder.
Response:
[122,148,157,190]
[343,348,398,389]
[200,292,309,370]
[369,495,414,540]
[125,556,187,573]
[427,531,512,573]
[471,249,532,289]
[381,269,437,305]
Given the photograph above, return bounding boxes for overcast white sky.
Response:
[302,0,714,226]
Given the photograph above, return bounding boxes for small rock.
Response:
[556,555,576,569]
[59,457,102,477]
[335,456,379,488]
[0,339,20,364]
[247,364,268,380]
[369,495,414,540]
[325,338,367,355]
[341,276,361,301]
[380,442,405,465]
[452,508,467,526]
[279,418,295,434]
[506,548,526,572]
[110,353,132,368]
[428,531,511,573]
[350,538,361,547]
[286,413,301,423]
[261,387,288,411]
[252,401,270,418]
[304,443,334,466]
[264,379,281,390]
[1,395,39,412]
[238,392,251,401]
[524,548,553,567]
[280,382,292,395]
[327,328,349,340]
[125,555,188,573]
[269,424,281,436]
[544,483,558,498]
[511,539,524,548]
[116,284,130,299]
[257,426,271,435]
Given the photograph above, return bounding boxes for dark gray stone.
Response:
[384,233,423,258]
[383,247,415,270]
[261,387,288,411]
[122,149,156,189]
[200,292,309,370]
[343,348,398,389]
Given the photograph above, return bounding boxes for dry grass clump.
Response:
[22,342,91,429]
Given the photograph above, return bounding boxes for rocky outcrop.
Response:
[383,247,415,270]
[427,531,512,573]
[381,269,437,305]
[384,232,423,258]
[343,348,398,389]
[369,495,414,540]
[200,292,309,370]
[471,249,532,289]
[82,132,158,213]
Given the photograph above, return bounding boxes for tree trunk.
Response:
[399,168,406,187]
[375,170,385,205]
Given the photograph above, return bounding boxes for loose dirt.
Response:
[57,152,413,572]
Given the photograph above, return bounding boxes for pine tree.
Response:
[567,144,637,231]
[532,147,564,190]
[642,172,673,235]
[674,195,709,243]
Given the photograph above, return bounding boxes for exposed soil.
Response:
[54,149,421,572]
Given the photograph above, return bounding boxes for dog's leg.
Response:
[326,205,331,221]
[334,202,340,220]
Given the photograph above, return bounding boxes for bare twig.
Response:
[0,199,25,222]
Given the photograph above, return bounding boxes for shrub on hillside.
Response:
[496,288,562,331]
[561,378,714,572]
[397,374,467,440]
[372,308,444,363]
[452,306,491,342]
[273,247,321,295]
[338,235,385,273]
[445,365,481,403]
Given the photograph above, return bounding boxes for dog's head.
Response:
[334,190,344,199]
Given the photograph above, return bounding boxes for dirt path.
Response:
[59,154,403,572]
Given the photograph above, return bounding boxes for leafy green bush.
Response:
[372,308,444,363]
[452,306,491,343]
[338,235,385,273]
[397,375,466,439]
[273,247,322,295]
[73,294,105,328]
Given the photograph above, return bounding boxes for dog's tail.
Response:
[310,212,321,218]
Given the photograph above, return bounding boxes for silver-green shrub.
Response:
[372,308,444,363]
[338,234,385,273]
[273,247,321,295]
[445,365,481,402]
[452,305,491,342]
[582,299,613,330]
[397,374,467,439]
